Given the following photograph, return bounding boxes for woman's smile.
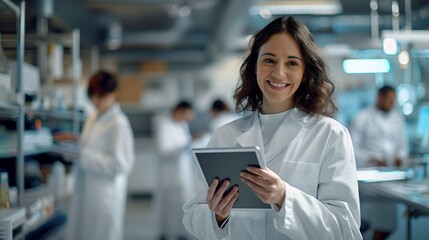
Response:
[267,80,291,89]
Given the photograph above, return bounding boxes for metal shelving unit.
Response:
[0,0,26,210]
[0,0,72,239]
[2,29,82,134]
[2,1,73,239]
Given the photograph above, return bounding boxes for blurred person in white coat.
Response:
[349,85,408,240]
[183,16,362,240]
[191,99,240,148]
[153,101,195,240]
[56,71,135,240]
[350,85,408,169]
[209,99,240,132]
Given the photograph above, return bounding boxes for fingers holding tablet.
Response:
[206,178,239,224]
[192,147,270,209]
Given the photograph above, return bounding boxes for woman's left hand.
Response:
[240,166,286,209]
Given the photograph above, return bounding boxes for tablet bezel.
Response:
[191,146,270,210]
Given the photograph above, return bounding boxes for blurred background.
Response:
[1,0,429,239]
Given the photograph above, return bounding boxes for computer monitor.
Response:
[415,103,429,153]
[416,103,429,138]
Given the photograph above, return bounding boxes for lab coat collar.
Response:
[237,108,308,163]
[236,113,265,160]
[96,103,121,122]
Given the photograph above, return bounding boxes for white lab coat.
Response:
[153,112,194,238]
[66,104,135,240]
[349,106,408,232]
[349,106,408,168]
[183,108,362,240]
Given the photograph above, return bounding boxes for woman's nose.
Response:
[272,64,286,79]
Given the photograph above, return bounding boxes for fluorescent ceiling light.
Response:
[343,59,390,74]
[249,0,342,16]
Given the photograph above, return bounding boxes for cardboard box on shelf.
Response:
[117,75,144,104]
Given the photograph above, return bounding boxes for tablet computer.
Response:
[191,146,270,209]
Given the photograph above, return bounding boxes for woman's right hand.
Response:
[206,178,239,226]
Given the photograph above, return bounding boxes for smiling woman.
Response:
[234,16,337,116]
[183,16,362,240]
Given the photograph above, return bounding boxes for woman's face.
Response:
[256,32,305,114]
[91,92,116,113]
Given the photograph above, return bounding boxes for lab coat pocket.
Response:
[279,161,320,197]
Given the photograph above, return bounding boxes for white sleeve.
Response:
[80,119,135,176]
[183,169,231,240]
[183,135,231,240]
[272,127,362,240]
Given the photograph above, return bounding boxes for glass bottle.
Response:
[0,171,11,208]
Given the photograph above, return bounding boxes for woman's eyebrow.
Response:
[288,56,303,62]
[260,52,303,62]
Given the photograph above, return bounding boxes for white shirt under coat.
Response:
[183,108,362,240]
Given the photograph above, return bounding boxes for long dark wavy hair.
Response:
[233,16,337,116]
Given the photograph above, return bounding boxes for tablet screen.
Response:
[192,147,270,209]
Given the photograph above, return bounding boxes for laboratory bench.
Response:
[358,169,429,240]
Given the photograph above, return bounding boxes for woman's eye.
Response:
[263,58,275,64]
[287,61,299,66]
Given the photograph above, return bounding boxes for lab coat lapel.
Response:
[96,103,120,122]
[81,104,119,145]
[236,112,266,159]
[264,108,306,163]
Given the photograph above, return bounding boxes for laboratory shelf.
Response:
[0,100,20,110]
[22,186,70,240]
[24,211,67,240]
[0,109,19,118]
[0,144,79,161]
[2,2,75,239]
[26,109,86,122]
[0,147,52,159]
[0,0,19,13]
[0,101,21,118]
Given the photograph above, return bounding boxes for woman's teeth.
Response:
[269,81,289,88]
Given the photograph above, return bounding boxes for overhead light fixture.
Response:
[342,59,390,74]
[259,9,272,19]
[398,51,410,66]
[249,0,343,16]
[383,38,398,55]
